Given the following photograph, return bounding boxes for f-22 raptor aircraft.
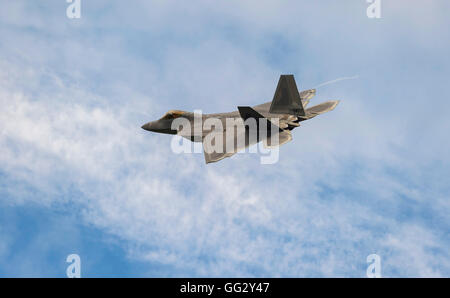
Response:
[141,75,339,163]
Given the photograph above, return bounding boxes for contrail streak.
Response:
[313,75,359,89]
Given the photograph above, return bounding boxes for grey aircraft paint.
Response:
[141,75,339,163]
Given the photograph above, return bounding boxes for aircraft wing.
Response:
[203,106,291,164]
[237,106,284,134]
[203,129,244,164]
[269,75,306,116]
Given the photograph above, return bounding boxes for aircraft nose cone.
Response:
[141,122,154,131]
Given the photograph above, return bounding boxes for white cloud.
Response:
[1,57,449,276]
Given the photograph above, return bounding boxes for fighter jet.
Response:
[141,75,339,163]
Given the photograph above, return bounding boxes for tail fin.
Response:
[269,75,305,116]
[300,89,316,107]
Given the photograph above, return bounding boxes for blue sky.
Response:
[0,0,449,277]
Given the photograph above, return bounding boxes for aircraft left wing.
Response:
[203,106,292,164]
[203,130,243,164]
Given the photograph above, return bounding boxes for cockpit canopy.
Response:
[159,110,186,120]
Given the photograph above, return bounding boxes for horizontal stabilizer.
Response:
[306,100,340,116]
